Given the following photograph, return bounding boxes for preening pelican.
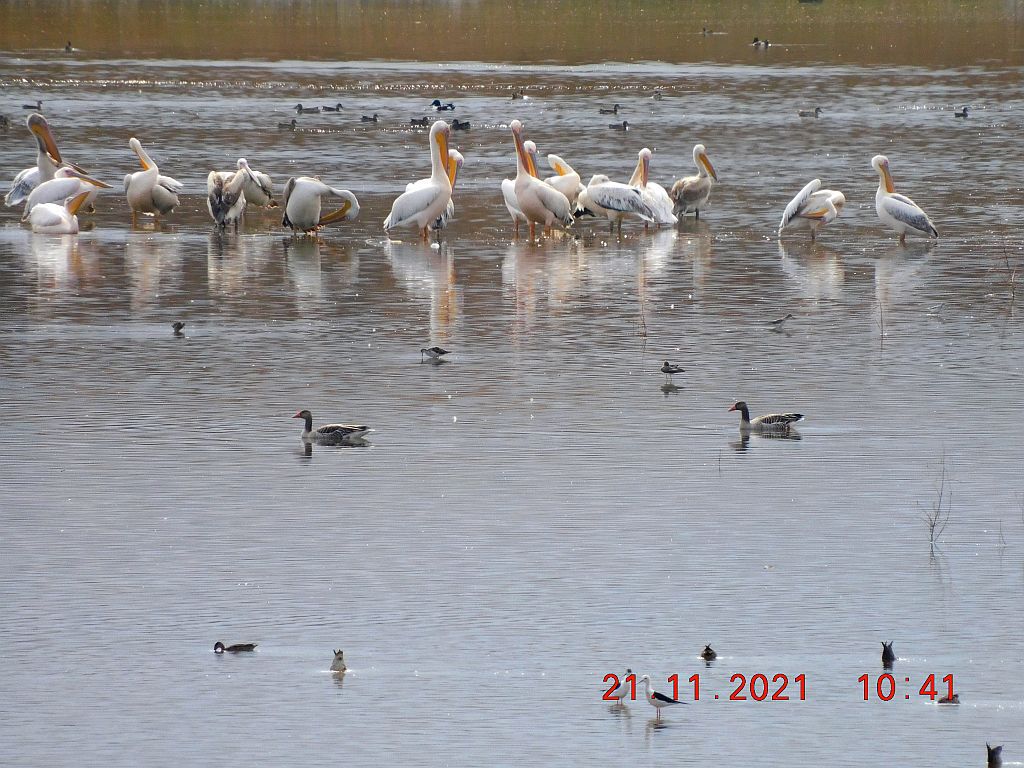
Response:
[778,179,845,241]
[207,170,247,229]
[628,147,677,225]
[124,138,183,216]
[383,120,452,239]
[670,143,718,218]
[29,190,91,234]
[234,159,274,207]
[510,120,573,239]
[577,174,654,232]
[23,167,111,220]
[282,177,360,233]
[500,139,540,234]
[5,113,65,207]
[543,154,585,207]
[871,155,938,244]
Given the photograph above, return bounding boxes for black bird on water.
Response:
[171,321,185,336]
[881,641,895,669]
[431,99,455,111]
[700,644,717,661]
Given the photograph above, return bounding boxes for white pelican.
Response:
[778,179,846,241]
[5,114,65,207]
[510,120,573,239]
[543,154,585,207]
[639,675,683,720]
[577,174,654,232]
[124,138,183,216]
[281,177,360,233]
[28,190,91,234]
[383,120,452,239]
[670,143,718,219]
[628,148,677,226]
[23,168,111,220]
[501,139,538,234]
[207,169,247,229]
[431,149,463,231]
[233,159,274,207]
[871,155,938,244]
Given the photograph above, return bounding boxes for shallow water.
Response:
[2,3,1024,767]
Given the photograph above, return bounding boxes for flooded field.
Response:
[1,2,1023,766]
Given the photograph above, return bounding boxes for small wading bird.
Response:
[124,137,183,217]
[281,177,360,233]
[640,675,683,720]
[28,190,91,234]
[871,155,937,244]
[330,650,347,673]
[768,313,794,331]
[778,179,845,241]
[700,645,717,661]
[881,641,896,668]
[670,143,718,219]
[728,401,804,433]
[214,641,257,653]
[293,409,369,445]
[798,107,823,118]
[661,361,685,381]
[383,120,453,239]
[421,346,451,362]
[607,669,634,704]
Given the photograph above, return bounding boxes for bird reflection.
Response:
[660,382,681,396]
[331,669,346,688]
[777,240,844,300]
[874,244,936,313]
[385,238,461,344]
[644,716,670,745]
[731,429,802,452]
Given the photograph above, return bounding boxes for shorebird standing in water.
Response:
[661,361,685,382]
[769,313,794,331]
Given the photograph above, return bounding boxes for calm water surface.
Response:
[1,3,1023,767]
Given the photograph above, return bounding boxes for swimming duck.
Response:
[322,103,344,112]
[421,346,451,362]
[330,649,347,672]
[954,106,969,118]
[729,401,804,432]
[23,99,42,111]
[510,91,527,100]
[278,119,297,130]
[609,120,629,130]
[361,113,379,122]
[987,744,1002,767]
[295,103,320,114]
[64,41,73,53]
[752,37,770,48]
[937,693,960,705]
[599,104,620,115]
[410,117,430,127]
[0,115,8,130]
[431,99,455,111]
[293,409,369,444]
[171,321,185,335]
[700,645,717,661]
[651,89,665,101]
[798,107,823,118]
[214,641,257,653]
[450,118,471,130]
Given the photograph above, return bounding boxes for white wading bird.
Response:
[542,153,585,207]
[22,167,111,220]
[207,169,247,229]
[670,143,718,219]
[509,120,574,239]
[628,147,677,226]
[218,158,275,208]
[5,113,69,207]
[871,155,938,244]
[28,190,91,234]
[778,179,846,241]
[577,174,654,233]
[639,675,683,720]
[429,148,463,231]
[383,120,453,239]
[281,177,360,233]
[124,138,183,217]
[501,139,542,234]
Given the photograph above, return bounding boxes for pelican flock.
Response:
[2,107,945,247]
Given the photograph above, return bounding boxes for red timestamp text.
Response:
[603,672,807,702]
[858,673,954,701]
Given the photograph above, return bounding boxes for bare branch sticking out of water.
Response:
[998,520,1007,547]
[918,455,952,554]
[1001,241,1018,312]
[875,301,885,351]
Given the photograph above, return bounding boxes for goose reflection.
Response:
[777,241,844,300]
[731,429,802,452]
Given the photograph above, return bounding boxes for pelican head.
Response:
[694,144,718,181]
[523,139,539,177]
[55,166,112,189]
[27,113,62,165]
[639,147,653,187]
[237,158,250,170]
[872,154,894,193]
[448,148,464,188]
[429,120,451,177]
[129,137,155,171]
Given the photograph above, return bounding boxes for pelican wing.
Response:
[531,181,574,226]
[158,175,184,194]
[779,179,823,232]
[588,182,654,221]
[671,175,711,212]
[642,181,677,224]
[501,178,524,221]
[28,202,75,233]
[5,166,41,207]
[383,181,447,230]
[24,177,84,218]
[881,194,938,237]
